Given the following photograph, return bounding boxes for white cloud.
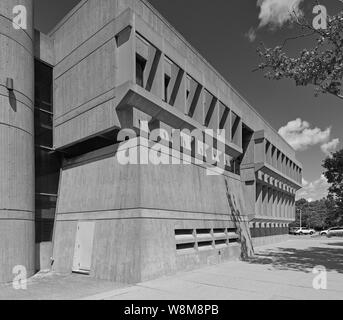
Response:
[257,0,304,29]
[278,118,331,151]
[296,175,330,202]
[245,27,257,42]
[302,178,308,186]
[321,138,340,156]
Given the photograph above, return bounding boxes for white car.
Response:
[294,227,316,235]
[327,226,343,238]
[320,229,329,236]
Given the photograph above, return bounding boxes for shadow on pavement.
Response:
[326,242,343,247]
[246,245,343,274]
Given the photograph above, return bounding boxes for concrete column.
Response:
[256,182,263,216]
[267,187,272,217]
[277,191,282,219]
[262,185,267,216]
[0,0,35,283]
[272,189,277,218]
[284,195,288,219]
[281,192,285,218]
[272,146,277,169]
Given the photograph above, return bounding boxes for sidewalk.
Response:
[1,237,343,300]
[84,237,343,300]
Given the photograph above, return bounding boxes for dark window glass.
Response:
[164,74,171,102]
[136,54,146,87]
[34,59,61,244]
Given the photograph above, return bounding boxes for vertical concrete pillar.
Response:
[269,187,272,218]
[289,196,292,219]
[262,185,267,216]
[0,0,35,283]
[256,182,262,216]
[284,195,288,219]
[280,192,285,218]
[272,189,277,218]
[277,191,281,219]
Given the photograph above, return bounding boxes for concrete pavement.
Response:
[84,237,343,300]
[1,237,343,300]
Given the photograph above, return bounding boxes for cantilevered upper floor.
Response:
[34,0,302,187]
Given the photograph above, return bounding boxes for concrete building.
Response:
[0,0,302,284]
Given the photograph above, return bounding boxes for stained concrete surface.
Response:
[1,237,342,300]
[0,273,126,300]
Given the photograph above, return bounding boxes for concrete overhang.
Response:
[116,82,243,158]
[254,130,302,169]
[255,162,303,191]
[250,216,295,224]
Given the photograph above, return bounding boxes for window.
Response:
[231,112,242,147]
[175,227,239,254]
[136,54,146,87]
[34,59,61,243]
[164,74,171,102]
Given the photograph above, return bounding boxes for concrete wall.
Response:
[52,142,253,283]
[0,0,35,283]
[35,242,53,271]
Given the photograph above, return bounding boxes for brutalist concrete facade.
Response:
[0,0,302,283]
[0,0,35,283]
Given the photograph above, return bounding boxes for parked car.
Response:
[289,227,300,235]
[327,226,343,238]
[320,229,329,236]
[294,227,316,235]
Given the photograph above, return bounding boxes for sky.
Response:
[34,0,343,202]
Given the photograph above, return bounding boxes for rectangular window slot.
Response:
[175,227,239,253]
[213,228,226,239]
[176,242,195,251]
[164,74,171,102]
[215,239,228,248]
[175,230,195,243]
[175,229,193,236]
[136,54,147,87]
[196,229,211,234]
[176,242,195,253]
[229,238,239,244]
[197,241,213,251]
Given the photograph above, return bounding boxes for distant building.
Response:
[0,0,302,283]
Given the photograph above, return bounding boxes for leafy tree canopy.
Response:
[323,148,343,209]
[256,4,343,100]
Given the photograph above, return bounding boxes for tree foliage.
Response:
[256,5,343,100]
[323,148,343,209]
[293,148,343,229]
[292,197,340,229]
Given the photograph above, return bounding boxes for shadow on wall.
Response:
[246,245,343,274]
[224,178,254,260]
[9,91,17,112]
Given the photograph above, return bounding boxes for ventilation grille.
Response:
[175,228,239,254]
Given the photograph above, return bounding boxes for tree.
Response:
[292,198,339,229]
[256,4,343,100]
[323,148,343,212]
